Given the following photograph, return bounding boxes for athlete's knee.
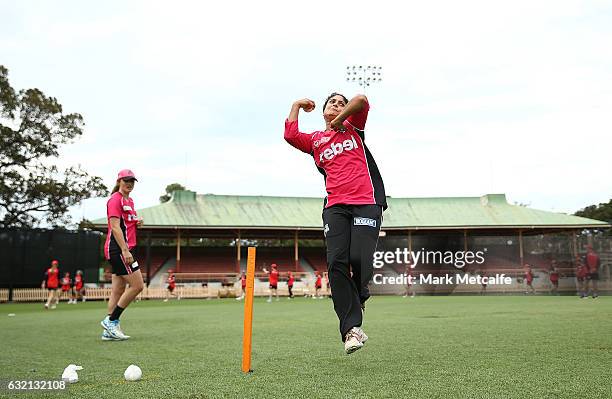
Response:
[112,285,126,296]
[131,279,144,293]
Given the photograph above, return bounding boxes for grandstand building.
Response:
[91,191,610,296]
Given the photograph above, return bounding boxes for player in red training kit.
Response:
[479,269,488,295]
[42,260,60,309]
[263,264,279,302]
[236,272,247,300]
[313,271,323,299]
[575,256,588,298]
[585,245,600,298]
[60,272,71,302]
[285,93,386,353]
[524,264,535,295]
[287,271,295,299]
[100,169,145,341]
[548,260,560,295]
[70,270,85,304]
[164,270,179,302]
[403,264,416,298]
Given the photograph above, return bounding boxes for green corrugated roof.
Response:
[91,191,609,230]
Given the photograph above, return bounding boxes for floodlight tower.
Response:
[346,65,382,93]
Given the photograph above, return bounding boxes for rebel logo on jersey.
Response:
[318,136,359,163]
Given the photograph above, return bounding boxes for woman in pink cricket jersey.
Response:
[100,169,144,341]
[284,93,387,354]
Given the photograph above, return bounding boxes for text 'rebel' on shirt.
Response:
[284,99,387,210]
[104,191,138,260]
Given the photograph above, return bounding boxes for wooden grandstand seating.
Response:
[132,246,174,278]
[301,248,327,272]
[178,247,238,273]
[254,247,302,272]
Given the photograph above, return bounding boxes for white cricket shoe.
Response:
[344,327,364,354]
[100,316,129,340]
[101,330,120,341]
[354,327,368,343]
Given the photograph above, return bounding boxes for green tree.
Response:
[0,65,107,228]
[78,218,96,230]
[575,199,612,236]
[159,183,186,203]
[575,200,612,223]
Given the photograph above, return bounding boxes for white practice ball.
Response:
[124,365,142,381]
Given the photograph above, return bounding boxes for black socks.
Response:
[109,305,125,321]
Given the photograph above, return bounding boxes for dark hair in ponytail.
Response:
[111,181,120,194]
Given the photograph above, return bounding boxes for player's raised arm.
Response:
[330,94,369,132]
[284,99,315,153]
[287,98,315,121]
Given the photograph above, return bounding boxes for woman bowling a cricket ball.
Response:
[100,169,144,341]
[284,93,387,354]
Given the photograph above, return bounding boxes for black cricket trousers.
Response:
[323,204,382,341]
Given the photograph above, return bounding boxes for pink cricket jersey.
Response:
[284,99,387,209]
[104,192,138,259]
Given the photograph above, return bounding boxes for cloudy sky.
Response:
[2,0,611,223]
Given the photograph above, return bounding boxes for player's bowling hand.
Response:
[137,217,144,227]
[295,99,315,112]
[330,118,346,132]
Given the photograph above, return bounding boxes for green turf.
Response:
[1,296,611,399]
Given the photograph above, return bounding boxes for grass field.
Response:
[1,295,612,399]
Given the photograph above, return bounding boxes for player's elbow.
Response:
[284,133,300,149]
[353,94,368,105]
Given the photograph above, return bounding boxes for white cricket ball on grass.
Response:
[124,365,142,381]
